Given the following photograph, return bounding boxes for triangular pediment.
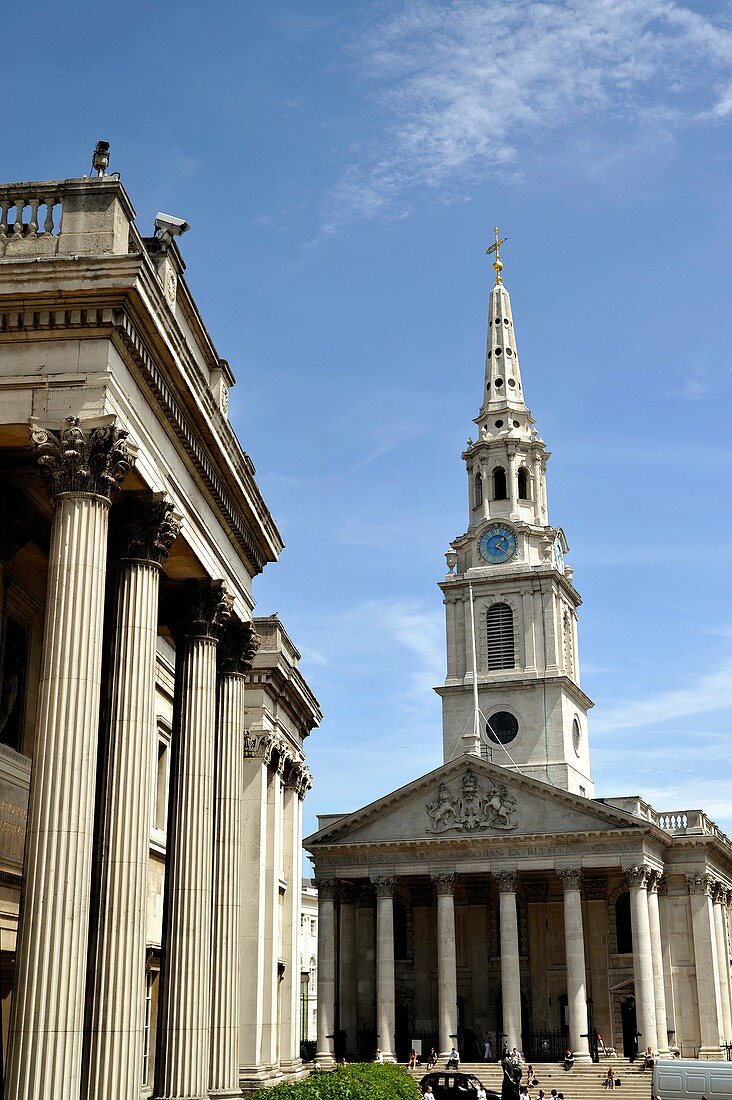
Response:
[304,755,642,849]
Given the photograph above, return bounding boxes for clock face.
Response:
[553,537,565,573]
[479,524,517,564]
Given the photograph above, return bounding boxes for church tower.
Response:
[436,232,594,796]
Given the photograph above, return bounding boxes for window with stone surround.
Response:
[474,472,483,508]
[493,466,507,500]
[517,466,530,500]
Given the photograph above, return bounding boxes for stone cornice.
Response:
[0,274,283,575]
[434,674,594,712]
[245,663,322,739]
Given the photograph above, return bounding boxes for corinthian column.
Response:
[210,620,260,1098]
[624,865,657,1053]
[495,870,522,1053]
[373,875,397,1062]
[315,878,338,1069]
[84,496,180,1100]
[646,872,670,1055]
[6,416,135,1100]
[712,883,732,1043]
[687,873,724,1057]
[155,580,233,1100]
[557,869,591,1062]
[434,874,458,1056]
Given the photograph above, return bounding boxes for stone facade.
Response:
[305,260,732,1067]
[0,169,320,1098]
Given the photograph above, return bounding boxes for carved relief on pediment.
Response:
[426,768,517,834]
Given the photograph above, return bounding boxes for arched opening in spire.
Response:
[474,472,483,508]
[517,466,530,500]
[493,467,507,500]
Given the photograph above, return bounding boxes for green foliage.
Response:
[248,1062,421,1100]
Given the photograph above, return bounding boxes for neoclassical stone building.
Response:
[305,240,732,1067]
[0,165,320,1099]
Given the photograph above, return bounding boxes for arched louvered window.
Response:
[493,467,507,500]
[474,472,483,508]
[486,602,515,669]
[517,467,530,500]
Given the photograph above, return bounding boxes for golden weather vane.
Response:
[486,226,507,285]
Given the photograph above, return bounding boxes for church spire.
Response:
[476,228,531,440]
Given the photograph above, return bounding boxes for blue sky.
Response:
[4,0,732,839]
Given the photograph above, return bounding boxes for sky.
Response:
[3,0,732,842]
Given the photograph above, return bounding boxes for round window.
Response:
[572,718,581,756]
[495,419,504,428]
[495,378,503,388]
[495,347,503,356]
[487,711,519,745]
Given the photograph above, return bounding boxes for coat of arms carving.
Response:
[426,769,517,833]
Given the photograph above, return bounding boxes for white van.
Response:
[653,1058,732,1099]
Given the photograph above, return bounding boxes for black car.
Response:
[419,1071,501,1100]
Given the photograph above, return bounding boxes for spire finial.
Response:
[486,226,507,285]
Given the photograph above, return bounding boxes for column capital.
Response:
[243,730,273,762]
[109,493,180,567]
[164,579,233,642]
[494,869,518,894]
[315,878,339,901]
[558,867,583,892]
[647,870,666,895]
[624,863,652,890]
[372,875,396,898]
[29,415,136,502]
[218,618,261,676]
[432,873,456,897]
[687,872,715,897]
[711,880,728,905]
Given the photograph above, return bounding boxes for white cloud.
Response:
[325,0,732,227]
[593,658,732,735]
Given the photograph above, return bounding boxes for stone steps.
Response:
[409,1061,652,1100]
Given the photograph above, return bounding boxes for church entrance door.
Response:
[620,997,638,1061]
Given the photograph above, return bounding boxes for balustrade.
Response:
[0,188,62,241]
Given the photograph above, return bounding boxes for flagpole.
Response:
[468,583,481,751]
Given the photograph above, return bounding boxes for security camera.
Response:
[154,212,191,242]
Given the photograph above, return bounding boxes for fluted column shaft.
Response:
[647,874,670,1055]
[558,869,591,1062]
[496,871,522,1053]
[279,766,305,1072]
[83,497,179,1100]
[6,416,134,1100]
[434,875,458,1056]
[210,670,246,1096]
[625,866,657,1053]
[156,581,232,1100]
[687,873,723,1055]
[315,879,337,1068]
[374,876,397,1062]
[713,888,732,1043]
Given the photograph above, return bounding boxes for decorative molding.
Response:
[28,415,135,501]
[110,493,180,567]
[426,769,517,834]
[647,870,665,896]
[218,619,261,676]
[686,872,714,897]
[372,875,396,898]
[432,873,456,897]
[557,867,583,892]
[494,870,518,894]
[242,731,274,762]
[624,864,652,890]
[296,766,313,800]
[166,579,233,642]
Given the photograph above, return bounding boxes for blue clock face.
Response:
[479,524,517,564]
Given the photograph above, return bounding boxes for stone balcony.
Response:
[0,177,135,258]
